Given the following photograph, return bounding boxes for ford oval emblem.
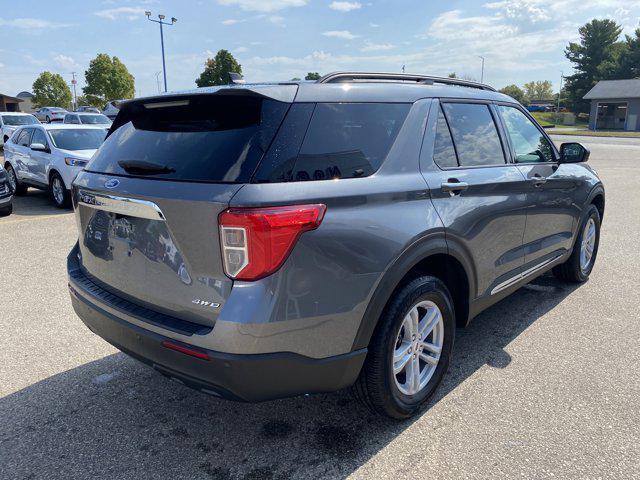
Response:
[104,179,120,189]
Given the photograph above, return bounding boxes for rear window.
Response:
[86,96,289,183]
[255,102,410,182]
[48,129,107,150]
[80,114,111,125]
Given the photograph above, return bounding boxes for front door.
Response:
[27,128,51,185]
[420,100,528,298]
[495,104,577,267]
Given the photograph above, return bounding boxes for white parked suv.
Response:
[102,100,124,120]
[0,112,40,146]
[3,124,106,208]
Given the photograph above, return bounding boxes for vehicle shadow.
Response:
[0,274,580,479]
[3,189,72,218]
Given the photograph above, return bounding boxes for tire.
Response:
[553,204,601,283]
[354,275,455,419]
[45,116,51,123]
[50,172,70,208]
[5,164,27,195]
[0,204,12,217]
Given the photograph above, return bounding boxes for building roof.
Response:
[584,79,640,100]
[16,91,34,98]
[0,94,24,103]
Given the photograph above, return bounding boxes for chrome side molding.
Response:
[491,254,562,296]
[77,190,166,221]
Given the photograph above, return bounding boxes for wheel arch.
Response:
[351,233,475,351]
[588,186,605,223]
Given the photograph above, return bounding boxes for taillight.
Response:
[219,204,326,281]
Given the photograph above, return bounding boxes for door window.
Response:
[497,105,555,163]
[442,103,505,167]
[16,129,33,147]
[433,106,458,168]
[30,128,48,148]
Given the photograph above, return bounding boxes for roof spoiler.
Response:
[317,71,496,92]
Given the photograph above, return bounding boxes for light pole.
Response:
[145,11,177,93]
[556,71,564,114]
[155,71,162,94]
[478,56,485,83]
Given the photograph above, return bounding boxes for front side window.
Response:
[292,103,410,181]
[65,114,79,124]
[16,129,32,146]
[48,129,106,150]
[30,128,48,148]
[442,103,505,167]
[497,105,555,163]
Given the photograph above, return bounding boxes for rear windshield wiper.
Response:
[117,160,176,175]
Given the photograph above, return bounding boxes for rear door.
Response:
[420,100,528,298]
[12,128,34,181]
[495,104,577,266]
[74,90,294,327]
[27,127,51,184]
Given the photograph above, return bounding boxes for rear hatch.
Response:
[73,86,297,328]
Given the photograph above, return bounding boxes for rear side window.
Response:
[255,103,410,182]
[442,103,505,167]
[293,103,409,181]
[86,96,289,183]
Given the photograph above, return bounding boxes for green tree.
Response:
[290,77,301,81]
[83,54,135,106]
[564,19,623,113]
[499,84,528,105]
[523,80,554,100]
[196,50,242,87]
[305,72,321,81]
[447,72,457,78]
[32,71,72,109]
[615,28,640,78]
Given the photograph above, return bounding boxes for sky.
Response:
[1,0,639,99]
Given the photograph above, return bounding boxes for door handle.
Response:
[531,174,547,187]
[441,180,469,194]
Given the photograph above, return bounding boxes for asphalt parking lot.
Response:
[1,135,639,479]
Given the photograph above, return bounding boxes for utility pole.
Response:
[71,72,78,110]
[155,71,162,94]
[478,56,485,83]
[556,71,564,114]
[145,11,177,92]
[402,65,405,73]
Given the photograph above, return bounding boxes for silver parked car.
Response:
[34,107,68,123]
[102,100,124,120]
[64,113,112,129]
[3,124,106,208]
[75,106,100,113]
[0,112,40,146]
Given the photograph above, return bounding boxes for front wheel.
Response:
[553,204,601,283]
[354,276,455,419]
[50,172,70,208]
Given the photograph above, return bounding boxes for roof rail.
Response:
[317,72,497,92]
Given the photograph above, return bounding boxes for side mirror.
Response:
[30,143,48,152]
[560,142,590,163]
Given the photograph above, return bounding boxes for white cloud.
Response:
[322,30,359,39]
[94,7,147,21]
[360,42,395,52]
[53,54,80,70]
[235,46,249,53]
[484,1,550,23]
[222,18,242,25]
[369,22,380,27]
[267,15,286,26]
[329,1,362,12]
[0,17,72,30]
[217,0,307,12]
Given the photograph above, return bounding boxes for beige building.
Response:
[16,91,35,113]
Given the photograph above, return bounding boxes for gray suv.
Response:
[67,73,604,418]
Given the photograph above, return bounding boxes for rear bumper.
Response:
[67,249,366,402]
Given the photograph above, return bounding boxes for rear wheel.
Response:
[553,204,601,283]
[50,172,70,208]
[45,116,51,123]
[5,164,27,195]
[354,276,455,419]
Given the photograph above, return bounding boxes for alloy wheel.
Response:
[580,217,596,273]
[52,176,64,205]
[393,300,444,396]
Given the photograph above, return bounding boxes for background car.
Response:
[75,106,100,113]
[3,124,106,208]
[64,113,112,129]
[34,107,68,123]
[102,100,123,120]
[0,164,13,216]
[0,112,40,147]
